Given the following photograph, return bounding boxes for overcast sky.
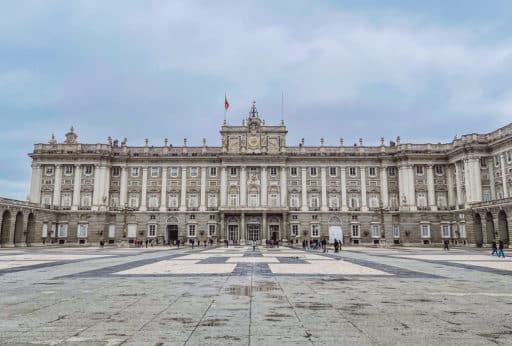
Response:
[1,0,512,200]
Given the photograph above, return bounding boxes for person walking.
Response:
[252,240,256,251]
[491,241,498,256]
[443,239,449,251]
[498,240,505,258]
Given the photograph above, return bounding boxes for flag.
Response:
[224,94,229,111]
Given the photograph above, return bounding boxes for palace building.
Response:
[0,101,511,247]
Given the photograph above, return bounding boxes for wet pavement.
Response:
[0,245,511,345]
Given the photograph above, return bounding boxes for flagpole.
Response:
[224,92,227,125]
[280,91,284,125]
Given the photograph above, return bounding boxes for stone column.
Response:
[160,166,168,212]
[380,166,388,209]
[455,161,463,208]
[340,167,348,212]
[240,166,247,207]
[72,164,81,211]
[427,164,436,211]
[220,167,227,207]
[407,165,416,211]
[463,159,472,205]
[29,163,42,203]
[321,167,328,212]
[262,212,267,241]
[280,166,287,207]
[301,167,308,211]
[92,164,100,210]
[282,212,288,242]
[261,166,268,207]
[447,165,455,207]
[52,164,62,207]
[240,213,245,244]
[500,154,508,198]
[398,165,405,208]
[220,213,225,241]
[180,167,187,211]
[120,166,128,208]
[360,167,368,212]
[199,166,206,211]
[488,160,496,200]
[100,166,110,211]
[140,167,148,211]
[471,158,482,203]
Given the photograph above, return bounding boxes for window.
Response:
[151,167,159,178]
[369,167,377,177]
[209,167,217,177]
[351,215,358,221]
[416,166,424,175]
[441,224,450,238]
[310,167,317,176]
[507,151,512,163]
[108,224,115,238]
[310,195,319,209]
[436,192,447,207]
[61,193,72,207]
[189,214,196,220]
[208,224,216,237]
[369,194,379,208]
[248,191,259,207]
[328,196,339,209]
[388,167,396,177]
[483,191,491,202]
[291,224,299,237]
[42,223,48,238]
[188,224,196,237]
[311,224,320,237]
[291,215,298,220]
[170,167,178,177]
[80,193,91,207]
[349,195,360,209]
[312,215,318,220]
[349,167,357,177]
[480,158,488,168]
[129,194,139,208]
[270,167,277,176]
[290,167,298,176]
[190,167,198,177]
[392,225,400,238]
[229,193,239,207]
[230,167,238,177]
[329,167,337,176]
[110,194,119,207]
[269,193,279,207]
[77,224,88,238]
[131,167,139,177]
[207,194,217,208]
[421,224,431,238]
[148,224,157,237]
[351,224,360,238]
[435,165,444,175]
[188,194,198,208]
[209,214,216,221]
[290,194,299,208]
[64,165,73,176]
[371,224,380,238]
[495,155,500,167]
[111,167,120,177]
[169,194,179,208]
[127,224,137,238]
[416,192,427,208]
[57,224,68,238]
[459,223,466,238]
[45,166,54,176]
[148,194,159,208]
[84,165,93,176]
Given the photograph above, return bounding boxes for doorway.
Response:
[167,224,178,244]
[269,224,279,242]
[228,224,239,244]
[247,224,260,241]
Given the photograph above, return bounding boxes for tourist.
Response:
[491,241,498,256]
[177,239,180,248]
[145,239,148,248]
[443,240,449,251]
[498,240,505,258]
[252,240,256,251]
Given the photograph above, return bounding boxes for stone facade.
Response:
[1,101,512,247]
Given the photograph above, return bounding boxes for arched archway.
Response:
[26,213,36,245]
[1,210,11,246]
[485,212,495,244]
[473,213,483,247]
[165,216,179,245]
[328,216,343,245]
[498,210,509,246]
[14,212,25,246]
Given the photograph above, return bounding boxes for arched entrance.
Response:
[26,213,36,245]
[268,216,280,242]
[498,210,509,246]
[227,216,239,245]
[246,216,261,243]
[165,216,179,245]
[328,216,343,245]
[485,212,495,244]
[14,212,24,246]
[1,210,11,246]
[473,213,483,247]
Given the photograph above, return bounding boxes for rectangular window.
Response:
[42,223,48,238]
[108,224,115,238]
[480,158,488,168]
[170,167,178,177]
[392,225,400,238]
[417,192,427,208]
[270,167,277,176]
[169,194,179,208]
[329,167,337,176]
[291,224,299,237]
[188,224,196,237]
[208,194,217,208]
[311,224,320,237]
[84,165,93,176]
[388,167,396,177]
[190,167,198,177]
[459,223,466,238]
[369,167,377,177]
[310,195,319,208]
[188,194,198,208]
[310,167,317,176]
[209,167,217,177]
[421,224,431,238]
[371,224,380,238]
[441,224,450,238]
[127,224,137,238]
[508,151,512,163]
[290,167,298,176]
[435,165,444,175]
[57,224,68,238]
[351,224,360,238]
[208,224,216,236]
[111,167,120,177]
[349,167,357,177]
[131,167,139,177]
[151,167,159,178]
[416,166,424,175]
[129,194,139,208]
[63,165,72,176]
[483,191,491,202]
[230,167,238,177]
[229,194,239,207]
[290,194,299,208]
[45,166,54,176]
[148,193,159,208]
[148,224,157,237]
[61,193,72,207]
[77,224,88,238]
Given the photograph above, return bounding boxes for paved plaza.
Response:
[1,245,512,345]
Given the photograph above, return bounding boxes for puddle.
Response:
[225,283,280,296]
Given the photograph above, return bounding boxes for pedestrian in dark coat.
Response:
[498,240,505,258]
[491,241,498,256]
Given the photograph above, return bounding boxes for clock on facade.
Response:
[248,136,260,148]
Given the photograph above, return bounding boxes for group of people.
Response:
[133,239,155,248]
[491,241,506,257]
